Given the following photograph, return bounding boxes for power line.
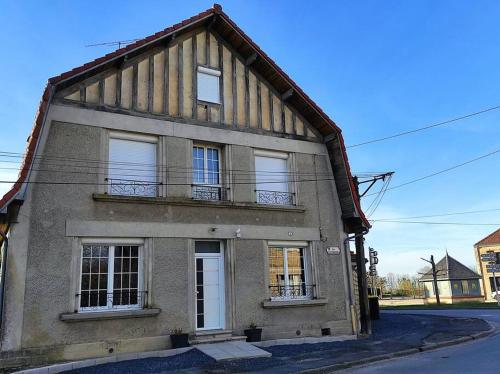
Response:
[347,104,500,148]
[366,146,500,196]
[370,219,500,226]
[372,207,500,221]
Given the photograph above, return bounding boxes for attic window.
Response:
[197,66,221,104]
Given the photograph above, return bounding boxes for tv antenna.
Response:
[85,39,140,49]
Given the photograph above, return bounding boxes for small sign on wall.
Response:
[326,246,340,255]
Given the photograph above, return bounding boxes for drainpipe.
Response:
[0,227,8,332]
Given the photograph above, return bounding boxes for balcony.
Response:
[192,185,228,201]
[256,190,294,206]
[106,178,159,197]
[269,284,316,300]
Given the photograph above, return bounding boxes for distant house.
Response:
[419,253,483,304]
[474,228,500,302]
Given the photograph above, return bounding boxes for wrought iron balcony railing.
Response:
[76,290,148,312]
[256,190,294,206]
[106,178,159,197]
[192,185,228,201]
[269,284,316,300]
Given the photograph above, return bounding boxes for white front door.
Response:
[195,241,225,330]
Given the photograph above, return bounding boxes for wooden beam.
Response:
[115,69,122,107]
[163,48,169,114]
[281,88,294,101]
[245,53,258,66]
[178,42,183,117]
[232,54,237,127]
[148,55,154,113]
[192,35,197,120]
[207,14,217,31]
[132,63,138,110]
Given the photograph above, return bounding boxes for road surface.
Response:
[341,309,500,374]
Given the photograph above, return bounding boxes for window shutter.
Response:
[255,156,288,193]
[197,71,220,103]
[108,138,157,195]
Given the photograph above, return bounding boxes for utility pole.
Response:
[353,172,392,335]
[421,255,440,305]
[355,235,371,334]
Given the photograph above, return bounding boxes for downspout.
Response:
[0,227,8,332]
[344,229,368,334]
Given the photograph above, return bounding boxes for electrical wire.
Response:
[365,146,500,197]
[347,104,500,148]
[372,207,500,221]
[369,220,500,226]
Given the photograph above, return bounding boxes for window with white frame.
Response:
[192,144,223,201]
[268,243,314,300]
[255,150,293,205]
[78,243,144,311]
[197,66,221,104]
[107,135,158,197]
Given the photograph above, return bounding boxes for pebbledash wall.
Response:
[1,105,354,364]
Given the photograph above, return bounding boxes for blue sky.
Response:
[1,1,500,276]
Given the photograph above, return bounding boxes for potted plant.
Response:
[244,322,262,342]
[170,328,189,348]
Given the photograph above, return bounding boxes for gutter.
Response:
[0,227,8,332]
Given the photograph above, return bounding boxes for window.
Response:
[79,244,144,311]
[268,245,313,300]
[192,145,223,200]
[461,280,470,295]
[197,66,220,103]
[255,150,293,205]
[108,136,158,197]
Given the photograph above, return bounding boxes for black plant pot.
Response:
[244,328,262,342]
[170,333,190,348]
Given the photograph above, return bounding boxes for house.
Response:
[0,4,370,368]
[419,253,483,304]
[474,228,500,302]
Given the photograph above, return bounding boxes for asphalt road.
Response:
[341,309,500,374]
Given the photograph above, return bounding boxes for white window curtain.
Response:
[108,138,157,197]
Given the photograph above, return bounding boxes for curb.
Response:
[14,347,193,374]
[300,321,497,373]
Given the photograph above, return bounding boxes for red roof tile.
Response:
[475,228,500,246]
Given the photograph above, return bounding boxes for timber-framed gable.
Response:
[54,27,321,142]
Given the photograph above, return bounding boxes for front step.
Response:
[189,329,247,345]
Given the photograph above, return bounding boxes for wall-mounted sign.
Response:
[326,246,340,255]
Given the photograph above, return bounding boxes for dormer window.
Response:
[197,66,221,104]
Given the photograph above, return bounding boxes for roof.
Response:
[420,253,480,281]
[475,228,500,247]
[0,4,369,229]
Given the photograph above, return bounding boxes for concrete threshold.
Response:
[195,341,272,361]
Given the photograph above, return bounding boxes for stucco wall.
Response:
[2,108,352,362]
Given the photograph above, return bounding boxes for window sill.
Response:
[262,298,328,309]
[93,193,305,212]
[60,308,161,322]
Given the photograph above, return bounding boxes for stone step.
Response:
[190,335,247,345]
